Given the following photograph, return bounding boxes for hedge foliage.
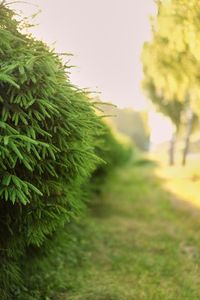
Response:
[0,3,132,299]
[92,123,132,191]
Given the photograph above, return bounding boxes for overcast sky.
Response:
[14,0,156,109]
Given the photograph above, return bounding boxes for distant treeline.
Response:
[101,105,150,151]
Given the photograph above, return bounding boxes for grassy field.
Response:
[56,160,200,300]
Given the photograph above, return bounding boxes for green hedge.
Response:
[0,4,103,298]
[92,123,132,191]
[0,3,132,299]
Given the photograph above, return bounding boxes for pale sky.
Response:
[13,1,173,145]
[148,112,175,146]
[14,0,157,109]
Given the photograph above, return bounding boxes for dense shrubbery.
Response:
[0,3,132,299]
[92,123,132,191]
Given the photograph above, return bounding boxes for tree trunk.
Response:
[168,132,176,166]
[182,111,194,166]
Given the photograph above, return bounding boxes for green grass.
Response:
[56,162,200,300]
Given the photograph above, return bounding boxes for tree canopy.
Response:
[142,0,200,115]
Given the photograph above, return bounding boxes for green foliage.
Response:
[0,3,103,298]
[142,0,200,165]
[142,0,200,117]
[92,122,132,192]
[143,77,184,130]
[0,3,133,299]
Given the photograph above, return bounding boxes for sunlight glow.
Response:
[148,111,175,146]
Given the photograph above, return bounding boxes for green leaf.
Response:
[27,182,43,196]
[2,175,12,186]
[0,73,20,89]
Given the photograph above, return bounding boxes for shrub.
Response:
[0,3,133,299]
[92,121,132,191]
[0,3,101,298]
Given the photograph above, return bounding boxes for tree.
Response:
[143,76,184,164]
[142,0,200,165]
[101,105,150,151]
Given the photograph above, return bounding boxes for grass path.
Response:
[62,162,200,300]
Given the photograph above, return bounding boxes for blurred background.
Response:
[14,0,200,207]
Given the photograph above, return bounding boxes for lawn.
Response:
[54,161,200,300]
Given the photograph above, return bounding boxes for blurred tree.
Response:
[142,0,200,165]
[102,105,150,151]
[143,77,184,164]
